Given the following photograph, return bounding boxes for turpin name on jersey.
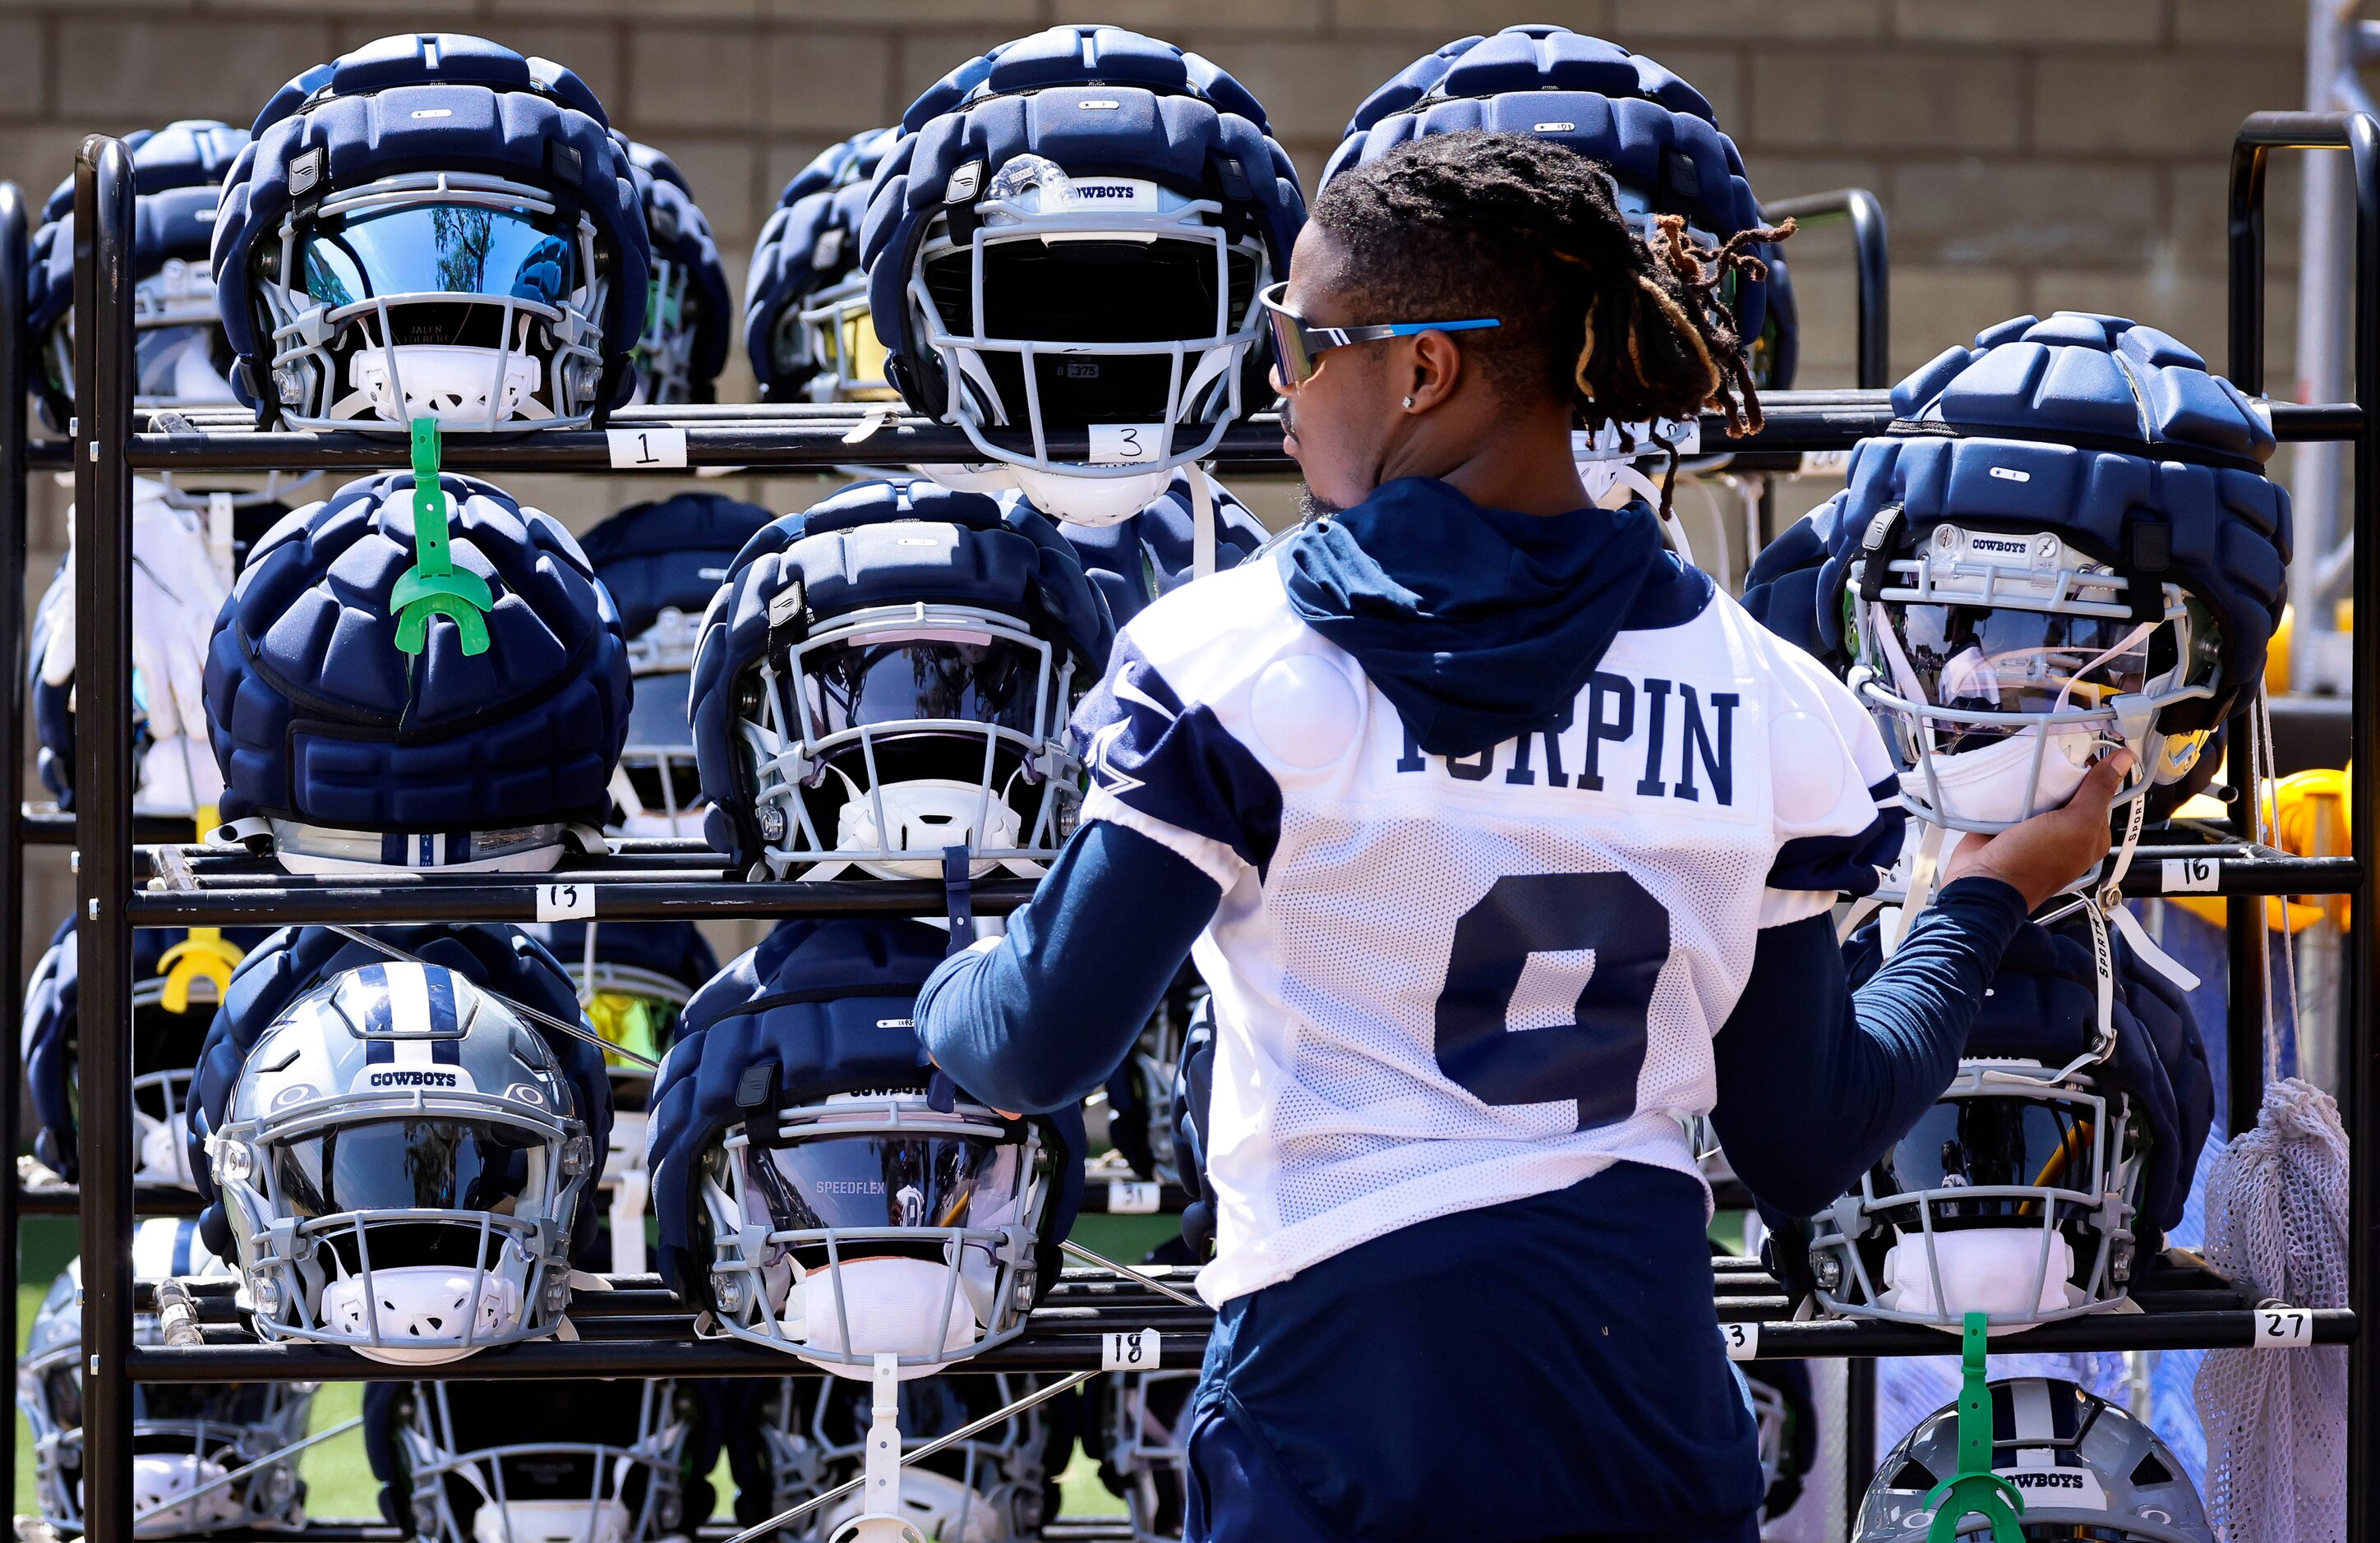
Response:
[1394,674,1738,805]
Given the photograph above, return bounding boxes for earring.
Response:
[1402,394,1415,409]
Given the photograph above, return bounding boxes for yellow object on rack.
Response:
[155,803,245,1010]
[2171,768,2353,933]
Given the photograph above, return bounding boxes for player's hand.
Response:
[1942,748,2133,910]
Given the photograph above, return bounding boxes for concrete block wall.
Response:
[0,0,2324,956]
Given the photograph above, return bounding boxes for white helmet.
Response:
[207,961,595,1363]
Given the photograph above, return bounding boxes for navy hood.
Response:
[1280,477,1674,758]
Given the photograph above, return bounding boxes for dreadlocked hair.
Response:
[1311,128,1790,452]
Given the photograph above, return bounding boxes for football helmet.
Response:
[205,959,599,1363]
[577,492,775,838]
[1855,1377,2212,1542]
[729,1373,1068,1541]
[212,33,647,431]
[862,25,1304,525]
[21,1218,314,1540]
[648,919,1084,1376]
[1741,1360,1815,1527]
[1092,1368,1196,1542]
[1324,25,1786,386]
[26,119,250,430]
[620,141,731,404]
[687,478,1114,881]
[1808,314,2290,833]
[1806,905,2215,1330]
[745,128,900,403]
[23,914,265,1189]
[203,470,630,873]
[366,1378,708,1543]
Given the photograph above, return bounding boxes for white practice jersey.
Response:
[1076,555,1898,1305]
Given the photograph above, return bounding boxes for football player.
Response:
[917,128,2127,1541]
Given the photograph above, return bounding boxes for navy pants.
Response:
[1183,1164,1763,1543]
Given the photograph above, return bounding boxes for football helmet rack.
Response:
[14,113,2378,1541]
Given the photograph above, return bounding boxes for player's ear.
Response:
[1403,327,1466,412]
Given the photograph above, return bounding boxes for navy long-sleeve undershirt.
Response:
[917,818,2031,1210]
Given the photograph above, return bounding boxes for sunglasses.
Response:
[1259,281,1501,389]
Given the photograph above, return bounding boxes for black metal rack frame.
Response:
[29,113,2375,1543]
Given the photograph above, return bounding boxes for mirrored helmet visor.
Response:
[795,633,1045,741]
[740,1130,1022,1260]
[1878,1094,2099,1220]
[270,1117,544,1219]
[301,204,579,311]
[586,991,680,1071]
[1878,602,2153,753]
[135,1381,278,1426]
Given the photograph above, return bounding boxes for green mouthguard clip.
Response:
[1924,1312,2024,1542]
[391,417,493,656]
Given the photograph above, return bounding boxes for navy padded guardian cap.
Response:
[579,491,774,639]
[26,120,251,428]
[203,471,630,841]
[1321,25,1773,347]
[1810,313,2290,736]
[210,33,648,419]
[624,140,733,400]
[743,127,897,401]
[860,25,1304,422]
[645,918,1085,1314]
[689,478,1115,874]
[183,922,613,1262]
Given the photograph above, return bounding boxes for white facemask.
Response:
[472,1498,632,1543]
[131,1454,242,1537]
[1880,1228,2079,1320]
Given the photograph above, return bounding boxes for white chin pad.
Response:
[321,1265,524,1364]
[472,1499,632,1543]
[1882,1229,2079,1320]
[1010,467,1169,527]
[1898,725,2100,827]
[822,1468,1005,1543]
[912,463,1018,495]
[349,345,543,425]
[835,779,1022,879]
[131,1455,237,1536]
[134,1113,193,1187]
[789,1257,980,1375]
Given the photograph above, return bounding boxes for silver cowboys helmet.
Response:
[1855,1377,2211,1541]
[380,1379,698,1543]
[207,961,595,1364]
[746,1373,1059,1541]
[21,1218,314,1539]
[1806,1057,2144,1330]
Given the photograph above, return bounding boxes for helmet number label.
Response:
[2161,856,2221,893]
[1106,1179,1161,1214]
[2253,1306,2313,1347]
[1718,1320,1759,1361]
[1089,424,1162,464]
[1102,1329,1162,1370]
[607,426,689,470]
[537,882,596,922]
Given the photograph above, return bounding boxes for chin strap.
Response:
[1879,822,1949,959]
[1187,463,1217,580]
[942,844,976,956]
[832,1354,928,1543]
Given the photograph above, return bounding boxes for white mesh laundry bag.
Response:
[2193,1076,2349,1542]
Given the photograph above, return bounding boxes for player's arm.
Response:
[918,821,1220,1114]
[1711,751,2131,1216]
[919,633,1275,1113]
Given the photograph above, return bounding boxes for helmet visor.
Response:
[796,633,1045,740]
[741,1130,1023,1237]
[270,1117,547,1219]
[301,204,579,311]
[1880,1095,2100,1218]
[135,1382,278,1426]
[1878,602,2153,753]
[586,991,680,1071]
